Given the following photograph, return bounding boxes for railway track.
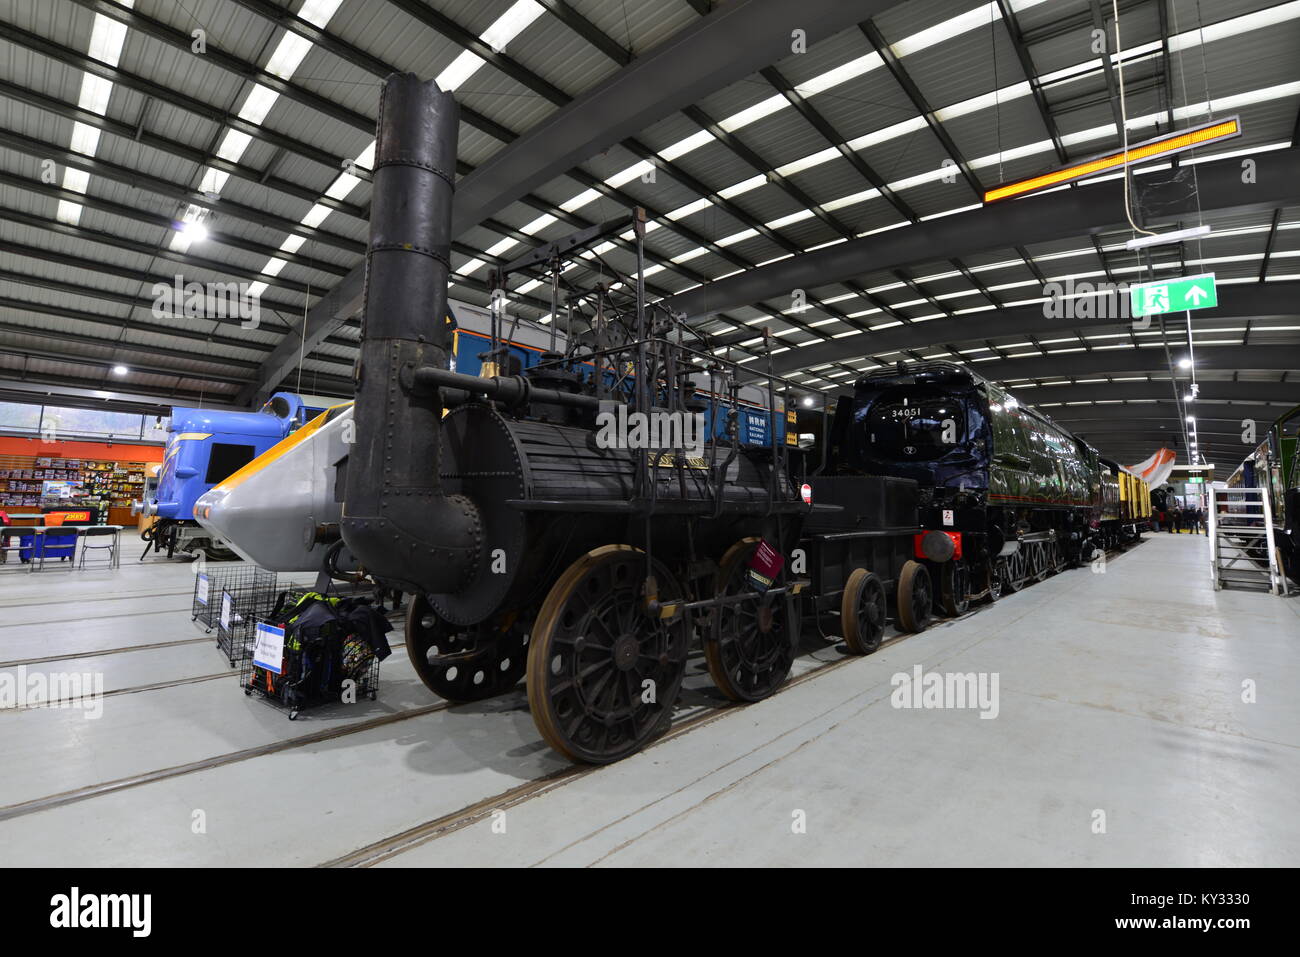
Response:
[322,541,1144,867]
[0,542,1140,837]
[0,640,410,709]
[0,605,194,630]
[0,587,199,609]
[320,648,868,867]
[0,636,216,669]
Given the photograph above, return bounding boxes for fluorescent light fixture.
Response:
[482,0,545,51]
[238,85,281,126]
[983,117,1241,203]
[68,121,101,156]
[87,12,131,67]
[180,219,208,242]
[265,33,313,81]
[112,364,128,376]
[297,0,345,29]
[1125,225,1212,250]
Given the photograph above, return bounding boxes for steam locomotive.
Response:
[832,361,1150,603]
[200,74,1151,766]
[333,75,817,764]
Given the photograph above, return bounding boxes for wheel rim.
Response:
[704,538,796,700]
[897,560,932,632]
[1032,541,1050,581]
[527,546,689,764]
[942,561,970,616]
[912,571,930,625]
[1003,550,1024,592]
[841,568,886,655]
[406,596,528,703]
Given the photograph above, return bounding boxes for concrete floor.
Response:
[1,532,1296,867]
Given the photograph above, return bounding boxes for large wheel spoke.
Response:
[704,539,794,702]
[527,547,687,765]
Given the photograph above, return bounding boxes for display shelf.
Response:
[0,452,154,510]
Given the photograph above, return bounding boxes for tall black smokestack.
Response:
[341,74,480,594]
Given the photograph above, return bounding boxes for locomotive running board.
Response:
[503,499,825,515]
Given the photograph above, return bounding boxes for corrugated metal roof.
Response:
[0,0,1294,420]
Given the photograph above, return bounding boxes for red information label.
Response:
[746,539,785,592]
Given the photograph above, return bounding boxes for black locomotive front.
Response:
[839,360,1109,599]
[338,74,810,764]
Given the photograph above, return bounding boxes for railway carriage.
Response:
[1227,403,1300,583]
[137,392,316,560]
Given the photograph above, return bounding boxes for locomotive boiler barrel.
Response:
[340,73,481,596]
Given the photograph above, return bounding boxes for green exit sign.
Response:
[1130,273,1217,317]
[1188,476,1205,483]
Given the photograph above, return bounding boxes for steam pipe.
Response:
[340,74,481,595]
[413,366,599,410]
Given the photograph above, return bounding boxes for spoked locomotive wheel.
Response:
[1048,540,1066,574]
[705,538,796,701]
[939,560,971,617]
[978,557,1001,604]
[840,566,887,654]
[895,560,932,633]
[1023,545,1041,582]
[1002,548,1028,592]
[526,546,690,764]
[406,595,528,703]
[1031,541,1050,582]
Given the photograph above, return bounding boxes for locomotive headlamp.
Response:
[982,117,1241,203]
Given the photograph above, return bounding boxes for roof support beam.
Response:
[0,18,353,174]
[858,20,984,199]
[1006,380,1300,407]
[0,76,370,222]
[451,0,906,236]
[764,281,1300,373]
[0,125,365,256]
[0,379,243,413]
[663,149,1300,326]
[1047,407,1285,428]
[0,269,355,350]
[0,207,327,298]
[940,346,1300,382]
[0,293,341,359]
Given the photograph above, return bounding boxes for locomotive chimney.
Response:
[341,73,480,594]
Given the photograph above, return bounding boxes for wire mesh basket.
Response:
[209,566,280,666]
[240,613,380,720]
[191,569,219,630]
